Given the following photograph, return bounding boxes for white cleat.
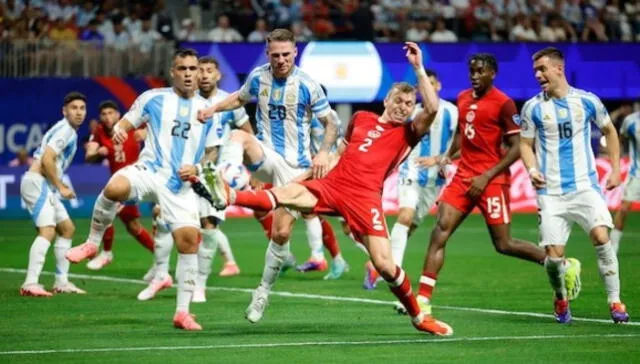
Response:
[53,281,87,294]
[245,286,269,323]
[86,251,113,271]
[142,264,157,283]
[137,275,173,301]
[191,286,207,303]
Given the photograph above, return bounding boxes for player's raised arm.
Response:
[197,91,246,122]
[404,42,439,136]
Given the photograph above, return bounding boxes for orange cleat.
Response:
[173,311,202,331]
[412,314,453,336]
[219,261,241,277]
[20,283,53,297]
[65,242,99,263]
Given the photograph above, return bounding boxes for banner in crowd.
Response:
[1,158,638,221]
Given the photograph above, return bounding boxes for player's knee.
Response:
[272,227,291,244]
[396,210,414,227]
[432,219,453,243]
[590,226,610,246]
[103,179,130,201]
[57,221,75,238]
[370,254,395,280]
[38,227,56,242]
[493,238,513,255]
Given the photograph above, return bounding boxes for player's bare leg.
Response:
[611,200,631,254]
[219,129,266,168]
[172,226,202,330]
[487,224,545,264]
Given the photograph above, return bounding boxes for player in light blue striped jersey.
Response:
[520,47,629,324]
[611,110,640,254]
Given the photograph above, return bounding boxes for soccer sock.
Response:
[196,229,218,287]
[256,212,273,240]
[304,216,325,261]
[88,192,117,245]
[544,256,567,300]
[234,190,277,211]
[387,266,421,318]
[595,242,621,304]
[219,140,244,166]
[418,272,438,303]
[259,241,289,290]
[176,253,197,313]
[103,225,114,252]
[319,217,340,259]
[153,225,173,280]
[390,223,410,267]
[610,228,622,255]
[133,227,155,252]
[214,229,235,264]
[24,236,51,286]
[54,237,72,284]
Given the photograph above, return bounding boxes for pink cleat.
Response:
[86,251,113,270]
[173,311,202,331]
[20,283,53,297]
[219,262,241,277]
[137,275,173,301]
[65,242,99,263]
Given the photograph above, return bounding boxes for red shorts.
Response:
[301,179,388,243]
[118,204,141,223]
[439,176,511,225]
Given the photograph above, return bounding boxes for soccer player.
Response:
[20,92,87,296]
[65,48,219,331]
[201,42,453,335]
[196,29,340,283]
[84,100,155,270]
[611,110,640,254]
[520,47,629,323]
[415,53,581,316]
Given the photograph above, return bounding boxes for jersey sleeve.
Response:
[123,90,153,128]
[238,67,262,102]
[309,81,331,119]
[205,115,224,148]
[520,99,537,139]
[591,95,612,129]
[449,105,459,132]
[231,106,249,128]
[620,114,634,138]
[47,123,75,155]
[499,98,521,136]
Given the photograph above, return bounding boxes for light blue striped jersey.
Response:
[398,100,458,188]
[621,111,640,178]
[33,118,78,186]
[200,88,249,147]
[520,87,610,195]
[239,64,331,168]
[309,109,343,155]
[123,87,219,193]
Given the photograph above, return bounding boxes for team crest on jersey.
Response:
[368,130,382,139]
[179,106,189,117]
[260,88,268,98]
[466,111,475,122]
[285,92,296,104]
[272,89,282,101]
[56,139,64,149]
[559,108,568,119]
[512,114,522,126]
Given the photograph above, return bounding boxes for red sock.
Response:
[235,190,277,211]
[418,272,438,300]
[255,211,273,240]
[387,266,421,318]
[103,225,114,251]
[319,217,340,258]
[133,228,155,252]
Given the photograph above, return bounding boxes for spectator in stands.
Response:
[466,0,499,41]
[510,13,538,41]
[291,21,313,41]
[76,1,97,29]
[582,2,609,41]
[267,0,302,30]
[124,3,143,36]
[95,11,114,37]
[624,0,640,40]
[405,20,429,42]
[430,16,458,41]
[48,17,77,43]
[80,19,103,43]
[104,18,129,51]
[207,14,243,42]
[57,0,77,23]
[132,16,162,75]
[247,18,268,42]
[349,0,375,41]
[8,148,34,167]
[2,0,25,21]
[178,18,207,41]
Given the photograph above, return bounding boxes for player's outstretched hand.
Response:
[465,174,490,199]
[437,155,451,178]
[197,106,216,123]
[529,170,546,189]
[415,156,439,168]
[606,172,621,190]
[59,185,76,200]
[312,150,329,179]
[112,125,128,144]
[403,42,423,69]
[178,164,198,181]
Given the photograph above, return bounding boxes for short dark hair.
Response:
[199,56,219,68]
[425,68,437,79]
[174,48,199,60]
[267,28,295,43]
[98,100,119,112]
[469,53,498,73]
[63,92,86,106]
[532,47,564,62]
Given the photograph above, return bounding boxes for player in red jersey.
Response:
[84,100,155,270]
[413,53,581,315]
[198,42,453,335]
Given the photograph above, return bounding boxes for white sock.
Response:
[176,253,197,313]
[88,192,117,245]
[390,223,409,267]
[215,229,235,263]
[610,228,622,255]
[260,240,289,290]
[197,229,218,287]
[54,237,72,284]
[219,140,244,166]
[153,224,173,280]
[24,236,51,286]
[544,256,567,300]
[595,242,621,304]
[305,216,325,261]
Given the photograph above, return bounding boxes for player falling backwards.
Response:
[199,42,453,336]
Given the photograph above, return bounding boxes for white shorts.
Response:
[622,175,640,202]
[251,138,309,187]
[198,196,226,221]
[398,180,440,225]
[20,171,69,227]
[537,189,613,246]
[115,164,199,232]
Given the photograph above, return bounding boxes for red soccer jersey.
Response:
[456,87,520,185]
[90,124,141,174]
[327,111,421,195]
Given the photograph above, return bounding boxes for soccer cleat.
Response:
[201,165,233,210]
[363,261,382,290]
[20,283,53,297]
[137,275,173,301]
[173,311,202,331]
[610,302,630,324]
[565,257,582,301]
[296,258,328,273]
[323,258,349,280]
[246,286,269,323]
[395,297,432,316]
[65,242,99,263]
[412,314,453,336]
[554,298,572,324]
[142,263,157,283]
[53,281,87,294]
[191,286,207,303]
[278,252,296,277]
[219,261,241,277]
[86,251,113,270]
